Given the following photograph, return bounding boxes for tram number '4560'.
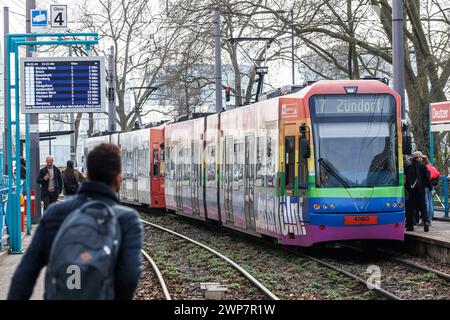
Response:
[344,215,378,225]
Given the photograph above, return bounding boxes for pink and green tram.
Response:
[165,79,406,246]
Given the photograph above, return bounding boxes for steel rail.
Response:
[340,244,450,282]
[140,218,280,300]
[141,249,172,300]
[291,249,403,300]
[389,256,450,281]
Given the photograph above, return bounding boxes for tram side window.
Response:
[285,136,295,188]
[233,142,243,190]
[207,144,216,186]
[256,136,264,187]
[153,149,159,177]
[160,146,165,177]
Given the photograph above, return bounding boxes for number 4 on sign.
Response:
[54,12,63,26]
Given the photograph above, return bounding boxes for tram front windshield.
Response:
[310,94,399,188]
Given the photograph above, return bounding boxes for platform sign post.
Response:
[4,33,99,253]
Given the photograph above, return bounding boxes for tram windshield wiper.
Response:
[318,158,351,189]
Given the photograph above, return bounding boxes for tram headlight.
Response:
[386,202,391,208]
[398,202,403,208]
[329,204,335,210]
[322,204,328,209]
[313,204,320,210]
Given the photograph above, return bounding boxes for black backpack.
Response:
[44,200,122,300]
[64,170,79,194]
[406,162,423,191]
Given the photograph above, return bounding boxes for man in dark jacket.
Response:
[405,151,434,232]
[37,155,63,210]
[8,143,143,300]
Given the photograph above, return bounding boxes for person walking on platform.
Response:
[62,160,84,200]
[405,151,435,232]
[422,155,440,225]
[7,144,143,300]
[37,155,63,211]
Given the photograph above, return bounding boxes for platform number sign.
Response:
[50,5,67,29]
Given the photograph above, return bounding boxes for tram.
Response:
[85,79,407,246]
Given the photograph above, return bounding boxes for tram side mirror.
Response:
[300,138,311,159]
[299,123,311,159]
[403,134,412,156]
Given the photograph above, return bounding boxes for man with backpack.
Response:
[404,151,435,232]
[62,160,85,200]
[7,143,143,300]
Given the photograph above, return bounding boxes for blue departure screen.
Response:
[23,59,102,111]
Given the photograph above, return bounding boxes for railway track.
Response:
[287,249,403,300]
[342,244,450,282]
[136,210,450,300]
[138,218,280,300]
[141,249,172,300]
[305,245,450,300]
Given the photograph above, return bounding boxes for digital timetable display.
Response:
[20,57,106,114]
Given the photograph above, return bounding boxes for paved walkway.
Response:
[0,228,45,300]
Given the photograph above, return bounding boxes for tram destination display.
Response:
[20,56,106,113]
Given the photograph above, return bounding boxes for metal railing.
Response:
[1,151,32,252]
[434,176,449,219]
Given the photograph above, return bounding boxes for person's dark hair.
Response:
[20,158,26,166]
[87,143,122,185]
[66,160,74,170]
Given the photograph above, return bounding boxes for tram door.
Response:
[175,146,183,212]
[191,142,200,215]
[224,137,233,223]
[282,124,299,226]
[244,135,256,231]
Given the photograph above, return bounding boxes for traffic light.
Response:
[225,87,231,102]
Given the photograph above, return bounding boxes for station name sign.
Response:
[430,102,450,124]
[312,94,394,116]
[430,101,450,132]
[20,56,106,114]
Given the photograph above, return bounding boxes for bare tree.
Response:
[79,0,184,130]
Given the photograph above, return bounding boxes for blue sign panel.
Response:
[21,57,106,113]
[31,10,48,27]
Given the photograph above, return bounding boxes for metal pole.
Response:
[108,46,116,132]
[429,104,434,164]
[213,8,223,113]
[69,45,76,163]
[291,9,295,85]
[392,0,405,120]
[27,0,41,224]
[3,7,9,173]
[48,117,51,155]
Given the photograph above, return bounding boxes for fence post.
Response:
[445,178,449,219]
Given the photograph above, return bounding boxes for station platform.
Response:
[0,229,44,300]
[403,218,450,263]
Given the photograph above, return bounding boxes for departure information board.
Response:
[20,56,106,113]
